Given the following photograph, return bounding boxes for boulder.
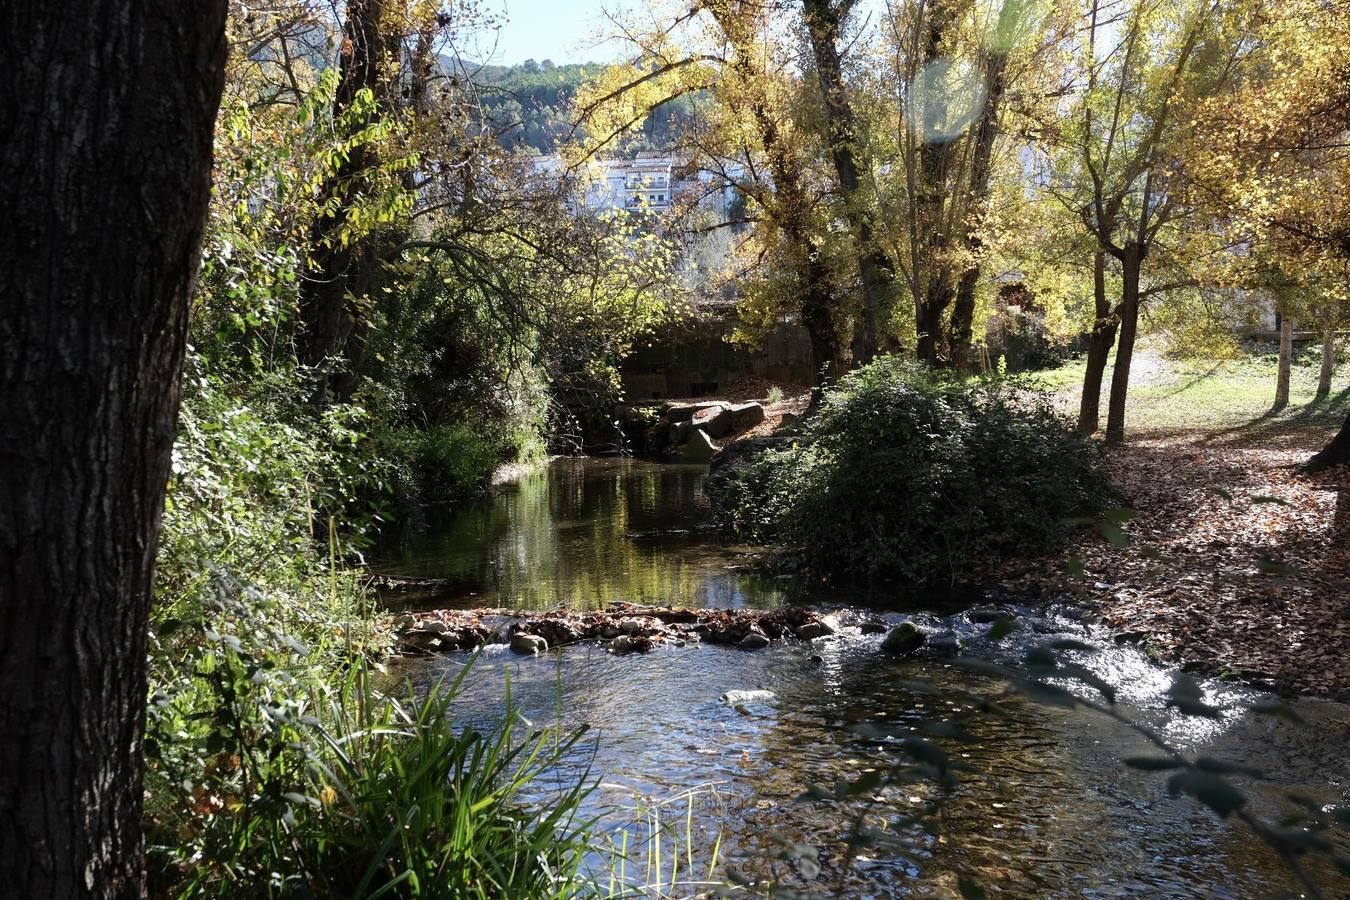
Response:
[691,404,733,438]
[739,631,770,650]
[881,622,925,656]
[795,620,835,640]
[777,412,801,431]
[608,635,635,655]
[681,429,718,463]
[858,618,889,634]
[665,401,727,424]
[728,402,766,431]
[618,617,644,635]
[926,630,963,657]
[967,607,1011,624]
[509,633,548,655]
[401,629,446,653]
[668,420,691,446]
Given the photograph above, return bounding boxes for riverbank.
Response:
[995,436,1349,698]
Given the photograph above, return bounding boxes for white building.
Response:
[530,154,744,219]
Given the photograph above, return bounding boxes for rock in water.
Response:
[926,629,963,657]
[681,428,717,463]
[881,622,925,655]
[720,689,775,705]
[510,633,548,655]
[739,631,770,650]
[795,620,835,640]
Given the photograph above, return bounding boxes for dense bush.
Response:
[707,358,1111,584]
[145,576,591,899]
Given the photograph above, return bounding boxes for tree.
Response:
[868,0,1053,367]
[0,2,227,896]
[803,0,900,362]
[297,0,400,403]
[1047,0,1241,443]
[1184,0,1350,469]
[574,0,850,380]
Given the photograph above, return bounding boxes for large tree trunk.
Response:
[0,4,227,897]
[1274,310,1293,410]
[298,0,393,404]
[912,0,961,367]
[803,0,896,364]
[1317,320,1336,399]
[1306,411,1350,472]
[1104,245,1142,445]
[1078,249,1118,435]
[713,7,842,381]
[949,50,1010,371]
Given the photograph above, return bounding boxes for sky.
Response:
[481,0,633,65]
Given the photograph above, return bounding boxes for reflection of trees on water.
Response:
[389,459,785,610]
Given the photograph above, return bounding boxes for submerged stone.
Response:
[509,633,548,655]
[739,631,770,650]
[881,621,925,655]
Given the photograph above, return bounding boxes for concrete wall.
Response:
[621,314,815,400]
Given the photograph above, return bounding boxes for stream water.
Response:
[379,458,1350,897]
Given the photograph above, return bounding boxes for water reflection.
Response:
[378,458,785,610]
[383,459,1350,896]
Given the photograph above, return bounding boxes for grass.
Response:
[1030,341,1350,447]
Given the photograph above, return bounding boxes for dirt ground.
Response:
[998,432,1349,698]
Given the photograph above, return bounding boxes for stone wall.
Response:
[621,312,814,401]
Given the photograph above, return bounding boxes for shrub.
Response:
[707,358,1111,584]
[145,575,593,899]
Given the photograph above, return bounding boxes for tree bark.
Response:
[802,0,897,365]
[911,0,961,367]
[1104,245,1142,445]
[1078,249,1118,435]
[1317,320,1335,399]
[712,7,843,381]
[1305,410,1350,472]
[0,3,227,897]
[1275,310,1293,410]
[949,50,1010,371]
[298,0,394,404]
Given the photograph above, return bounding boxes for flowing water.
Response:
[379,458,1350,897]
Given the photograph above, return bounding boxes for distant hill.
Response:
[446,57,697,156]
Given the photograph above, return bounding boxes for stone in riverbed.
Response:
[926,629,963,657]
[739,631,770,650]
[881,622,925,656]
[681,428,717,463]
[509,633,548,655]
[795,620,836,640]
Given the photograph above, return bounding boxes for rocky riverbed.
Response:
[393,601,928,656]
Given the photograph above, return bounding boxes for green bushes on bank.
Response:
[145,576,591,899]
[707,358,1111,584]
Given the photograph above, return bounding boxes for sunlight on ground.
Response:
[1030,344,1349,447]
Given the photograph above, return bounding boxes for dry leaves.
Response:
[1000,437,1349,698]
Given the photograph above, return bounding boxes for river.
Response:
[378,458,1350,897]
